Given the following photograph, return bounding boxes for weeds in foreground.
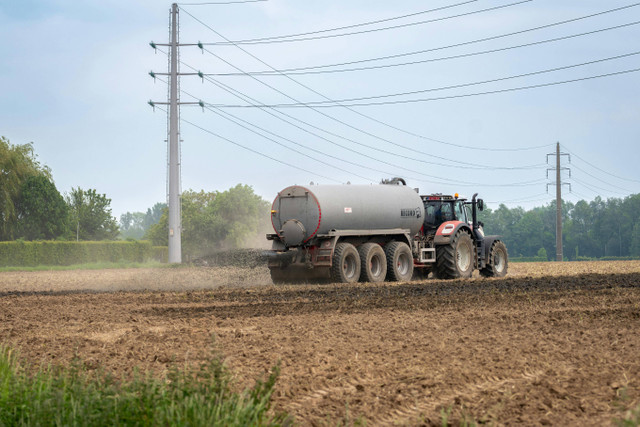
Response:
[0,345,288,426]
[616,403,640,426]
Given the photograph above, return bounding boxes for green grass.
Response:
[616,404,640,427]
[0,345,289,426]
[0,261,171,273]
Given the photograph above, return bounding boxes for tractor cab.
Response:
[421,194,472,233]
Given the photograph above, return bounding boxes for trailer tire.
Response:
[435,230,474,279]
[480,240,508,277]
[358,243,387,283]
[385,241,414,282]
[331,242,361,283]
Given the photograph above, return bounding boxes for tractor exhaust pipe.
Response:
[472,193,479,230]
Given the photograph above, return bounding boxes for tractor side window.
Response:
[464,205,472,224]
[441,203,453,222]
[455,201,464,222]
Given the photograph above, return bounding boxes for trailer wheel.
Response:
[480,240,508,277]
[435,230,474,279]
[358,243,387,283]
[385,241,413,282]
[331,243,361,283]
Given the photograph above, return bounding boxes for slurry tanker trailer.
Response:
[265,178,508,283]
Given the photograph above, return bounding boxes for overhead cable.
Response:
[563,146,640,183]
[206,21,640,76]
[197,48,546,169]
[211,67,640,108]
[197,0,532,45]
[181,7,561,152]
[178,0,267,4]
[224,51,640,107]
[212,3,640,74]
[203,0,478,44]
[181,8,552,155]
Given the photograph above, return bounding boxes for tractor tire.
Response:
[331,242,361,283]
[385,241,414,282]
[435,230,474,279]
[358,243,387,283]
[480,240,508,277]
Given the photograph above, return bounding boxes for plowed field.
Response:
[1,261,639,425]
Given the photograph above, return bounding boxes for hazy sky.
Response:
[1,0,638,220]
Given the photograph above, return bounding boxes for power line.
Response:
[178,0,267,4]
[201,0,477,44]
[196,0,532,46]
[156,62,546,186]
[179,114,342,183]
[181,8,552,156]
[211,67,640,108]
[226,51,640,107]
[196,50,545,170]
[208,3,640,74]
[570,163,635,194]
[571,177,632,196]
[206,21,640,76]
[563,146,640,183]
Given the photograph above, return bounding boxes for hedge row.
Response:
[510,256,548,263]
[0,241,168,267]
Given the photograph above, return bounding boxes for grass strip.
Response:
[0,345,288,426]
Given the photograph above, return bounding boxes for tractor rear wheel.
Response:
[385,241,414,282]
[331,242,361,283]
[435,230,474,279]
[480,240,508,277]
[358,243,387,283]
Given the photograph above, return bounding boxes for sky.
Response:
[1,0,639,221]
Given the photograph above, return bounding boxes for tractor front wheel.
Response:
[435,230,474,279]
[480,240,508,277]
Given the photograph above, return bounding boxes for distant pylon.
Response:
[546,142,571,261]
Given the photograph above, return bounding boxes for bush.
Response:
[509,256,548,263]
[0,241,167,267]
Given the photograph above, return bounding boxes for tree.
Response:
[0,136,51,240]
[15,175,69,240]
[119,202,167,240]
[146,184,270,259]
[631,222,640,257]
[66,188,119,240]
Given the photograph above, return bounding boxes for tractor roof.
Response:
[421,194,467,202]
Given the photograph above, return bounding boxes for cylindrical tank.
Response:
[271,184,425,247]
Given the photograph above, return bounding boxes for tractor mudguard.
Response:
[433,221,471,245]
[482,236,500,258]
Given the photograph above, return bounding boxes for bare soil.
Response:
[1,261,639,425]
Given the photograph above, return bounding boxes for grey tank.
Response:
[271,184,425,247]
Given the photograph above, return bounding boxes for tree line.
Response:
[4,136,638,260]
[479,194,640,260]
